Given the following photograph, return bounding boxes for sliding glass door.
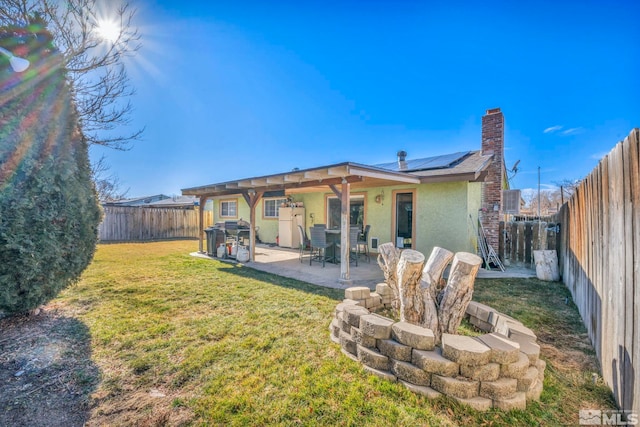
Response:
[327,195,365,229]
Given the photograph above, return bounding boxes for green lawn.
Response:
[53,240,615,426]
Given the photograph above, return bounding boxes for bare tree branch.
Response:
[1,0,143,150]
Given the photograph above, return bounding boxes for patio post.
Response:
[339,178,352,285]
[198,196,206,253]
[242,190,263,262]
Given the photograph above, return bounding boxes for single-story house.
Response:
[104,194,198,209]
[182,108,508,284]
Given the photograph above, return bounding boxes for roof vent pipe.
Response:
[397,150,408,170]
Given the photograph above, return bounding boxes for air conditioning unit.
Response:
[502,189,521,215]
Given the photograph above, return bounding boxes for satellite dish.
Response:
[510,160,521,173]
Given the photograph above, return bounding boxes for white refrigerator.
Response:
[278,207,305,248]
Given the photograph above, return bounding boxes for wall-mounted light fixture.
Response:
[375,190,385,205]
[0,46,30,72]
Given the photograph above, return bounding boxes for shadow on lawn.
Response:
[0,310,100,427]
[214,263,345,301]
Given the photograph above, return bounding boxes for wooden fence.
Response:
[554,128,639,414]
[498,220,560,268]
[98,206,214,241]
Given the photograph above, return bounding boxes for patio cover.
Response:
[182,155,492,284]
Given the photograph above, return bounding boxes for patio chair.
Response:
[309,226,333,267]
[358,224,371,263]
[336,226,360,266]
[297,224,311,263]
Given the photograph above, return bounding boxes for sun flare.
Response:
[96,19,120,43]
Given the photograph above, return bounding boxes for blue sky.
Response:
[91,0,640,197]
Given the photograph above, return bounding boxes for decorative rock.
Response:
[335,300,359,315]
[506,334,541,365]
[536,359,546,382]
[331,299,544,412]
[479,377,517,400]
[488,311,519,326]
[329,319,341,344]
[376,282,394,296]
[460,363,500,381]
[453,396,493,411]
[341,347,359,363]
[351,326,377,348]
[337,312,351,333]
[506,321,537,341]
[431,375,479,399]
[363,365,396,382]
[359,314,394,339]
[343,305,370,327]
[378,339,412,362]
[441,334,491,366]
[412,347,459,377]
[493,392,527,411]
[500,352,530,379]
[330,318,340,337]
[330,333,340,344]
[365,293,382,309]
[391,360,431,386]
[392,322,435,351]
[339,330,357,355]
[525,378,543,401]
[469,316,493,332]
[357,345,390,370]
[466,301,495,323]
[345,287,371,300]
[517,367,540,392]
[475,333,520,364]
[399,381,442,399]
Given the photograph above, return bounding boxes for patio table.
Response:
[324,229,340,263]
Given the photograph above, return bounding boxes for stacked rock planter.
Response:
[329,286,546,411]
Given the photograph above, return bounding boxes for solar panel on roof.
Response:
[375,151,470,172]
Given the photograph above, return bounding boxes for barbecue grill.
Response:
[223,221,250,245]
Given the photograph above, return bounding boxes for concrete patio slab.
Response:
[191,244,536,290]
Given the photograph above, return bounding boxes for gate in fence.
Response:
[498,220,560,268]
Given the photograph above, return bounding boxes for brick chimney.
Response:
[480,108,504,252]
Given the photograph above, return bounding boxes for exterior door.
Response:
[395,192,414,248]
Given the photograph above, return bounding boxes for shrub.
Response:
[0,28,102,314]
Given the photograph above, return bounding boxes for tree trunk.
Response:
[396,250,426,324]
[437,252,483,341]
[422,246,454,301]
[376,242,402,310]
[420,246,454,333]
[533,250,560,281]
[421,290,439,334]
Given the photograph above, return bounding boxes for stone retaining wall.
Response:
[329,285,545,411]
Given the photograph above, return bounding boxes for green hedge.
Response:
[0,31,102,314]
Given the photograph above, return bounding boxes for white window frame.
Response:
[263,198,288,219]
[220,199,237,218]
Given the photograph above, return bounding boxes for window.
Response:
[220,199,237,218]
[326,195,365,229]
[263,198,288,218]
